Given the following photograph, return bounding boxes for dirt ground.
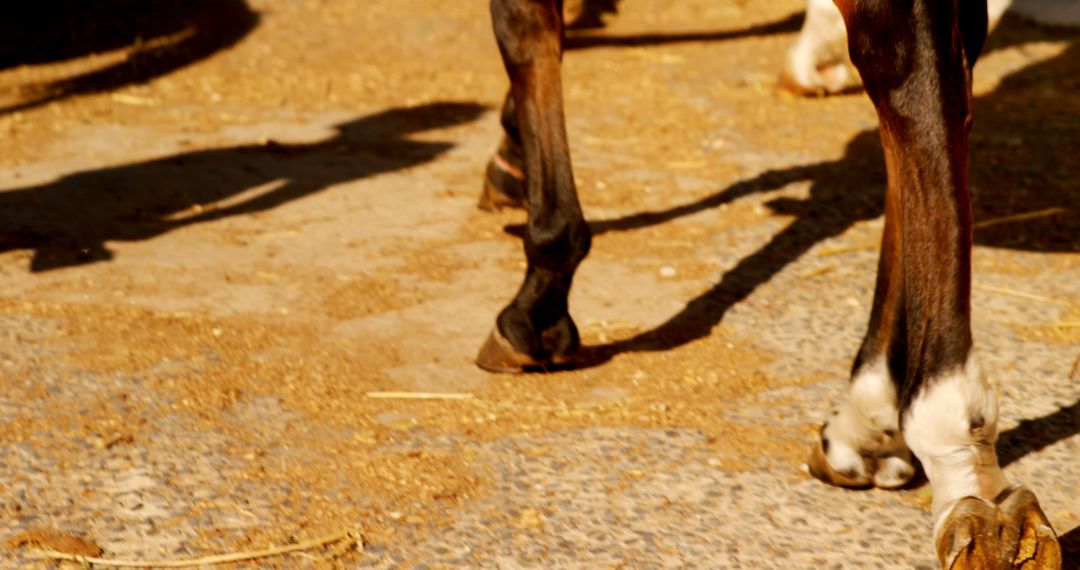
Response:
[1,0,1078,568]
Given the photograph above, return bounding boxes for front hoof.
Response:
[476,327,538,373]
[475,325,581,374]
[936,486,1061,570]
[475,327,576,374]
[777,61,857,97]
[806,422,916,490]
[999,486,1061,569]
[806,429,873,489]
[872,452,917,489]
[937,497,1008,569]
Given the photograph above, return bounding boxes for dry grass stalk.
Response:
[972,284,1071,306]
[366,391,474,400]
[110,93,156,106]
[973,207,1067,229]
[800,264,837,280]
[816,243,876,257]
[29,528,362,568]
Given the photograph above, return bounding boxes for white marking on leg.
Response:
[782,0,852,94]
[988,0,1011,31]
[903,353,1009,540]
[823,358,911,483]
[873,450,916,489]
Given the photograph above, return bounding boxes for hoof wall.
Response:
[806,428,873,489]
[475,328,576,374]
[937,486,1061,570]
[477,162,526,212]
[475,328,539,374]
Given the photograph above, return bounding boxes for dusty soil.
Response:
[1,0,1078,568]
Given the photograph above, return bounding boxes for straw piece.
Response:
[28,528,361,568]
[816,243,875,257]
[974,207,1066,229]
[366,391,474,400]
[110,93,157,106]
[972,284,1070,306]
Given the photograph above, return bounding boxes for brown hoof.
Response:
[938,496,1010,569]
[475,327,539,373]
[777,68,828,98]
[477,157,527,212]
[777,63,859,98]
[475,327,573,374]
[478,175,525,212]
[937,486,1061,570]
[805,427,873,489]
[999,486,1061,569]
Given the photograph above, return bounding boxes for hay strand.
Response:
[974,207,1066,229]
[29,528,361,568]
[816,243,876,257]
[366,391,474,400]
[972,284,1070,306]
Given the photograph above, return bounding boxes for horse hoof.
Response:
[777,62,854,97]
[936,486,1061,570]
[998,486,1061,569]
[778,67,827,97]
[475,327,540,373]
[805,426,873,489]
[475,327,576,373]
[477,157,527,212]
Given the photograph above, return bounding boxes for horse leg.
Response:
[477,0,591,373]
[819,1,1060,567]
[806,133,914,489]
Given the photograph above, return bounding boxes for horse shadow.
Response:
[0,102,486,271]
[565,11,804,50]
[1,0,259,115]
[1063,525,1080,566]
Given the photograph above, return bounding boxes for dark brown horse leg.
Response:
[824,1,1060,567]
[477,0,591,373]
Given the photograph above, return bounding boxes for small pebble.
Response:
[659,266,677,278]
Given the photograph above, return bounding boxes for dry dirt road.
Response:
[1,0,1078,568]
